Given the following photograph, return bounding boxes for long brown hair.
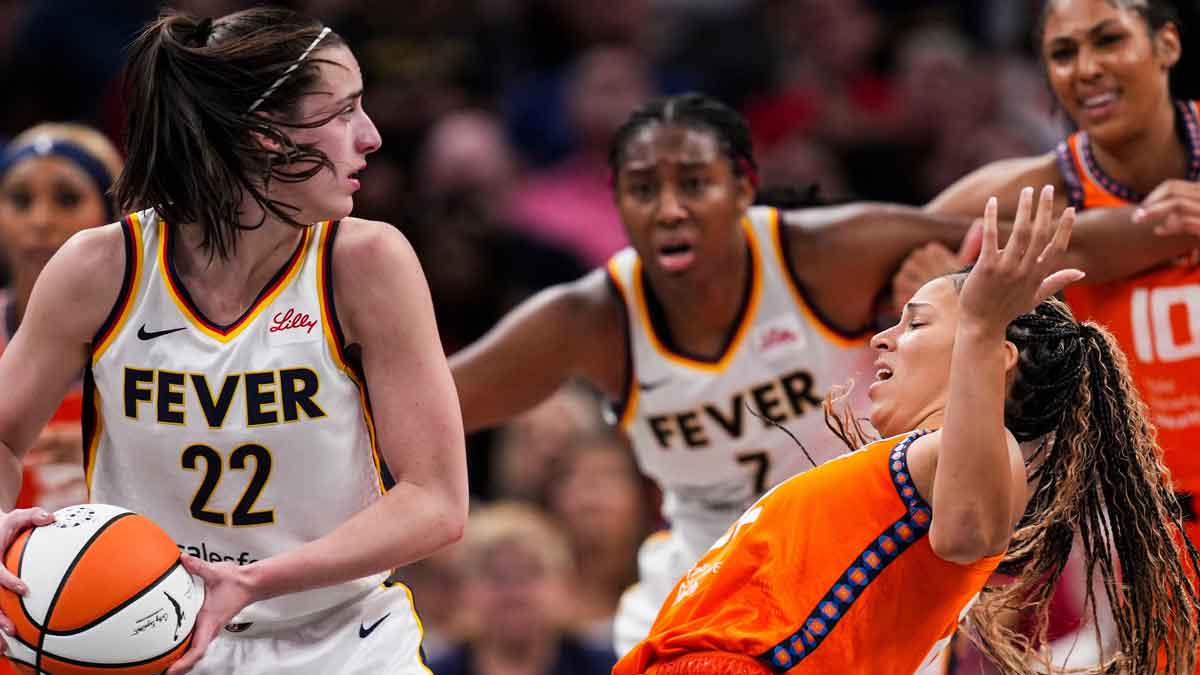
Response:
[827,292,1200,672]
[970,298,1198,673]
[113,7,348,259]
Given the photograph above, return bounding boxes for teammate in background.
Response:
[451,92,994,654]
[0,124,123,511]
[919,2,1200,534]
[0,8,466,675]
[889,1,1200,670]
[615,186,1200,675]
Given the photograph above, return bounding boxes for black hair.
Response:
[607,93,757,188]
[113,7,349,260]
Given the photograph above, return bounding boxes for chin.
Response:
[1082,115,1138,148]
[869,408,906,440]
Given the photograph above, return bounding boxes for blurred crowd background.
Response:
[3,0,1198,672]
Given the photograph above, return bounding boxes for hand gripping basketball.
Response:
[0,508,55,640]
[0,504,203,674]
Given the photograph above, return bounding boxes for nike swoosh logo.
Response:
[137,325,187,340]
[359,613,390,638]
[639,378,671,392]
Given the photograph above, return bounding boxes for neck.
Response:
[648,232,750,356]
[914,409,945,433]
[472,633,558,675]
[1089,100,1186,195]
[173,204,305,290]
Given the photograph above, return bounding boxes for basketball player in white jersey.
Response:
[450,93,988,655]
[0,8,466,675]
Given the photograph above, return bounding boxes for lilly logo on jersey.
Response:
[759,327,798,351]
[754,315,807,361]
[270,308,318,334]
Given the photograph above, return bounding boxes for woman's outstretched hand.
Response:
[958,185,1082,333]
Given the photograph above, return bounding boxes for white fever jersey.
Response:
[606,206,875,559]
[84,211,389,624]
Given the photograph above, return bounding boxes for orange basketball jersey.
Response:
[613,431,1003,675]
[1055,100,1200,492]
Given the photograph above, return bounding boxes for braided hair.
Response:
[962,292,1199,673]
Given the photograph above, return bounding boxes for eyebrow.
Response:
[904,301,933,313]
[337,89,363,104]
[1047,19,1121,45]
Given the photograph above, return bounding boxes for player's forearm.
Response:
[931,321,1012,561]
[1062,207,1195,284]
[242,481,466,602]
[0,442,22,510]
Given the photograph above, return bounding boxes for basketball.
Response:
[0,504,203,675]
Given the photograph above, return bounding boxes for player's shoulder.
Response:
[50,222,129,293]
[545,267,623,327]
[328,216,412,262]
[31,222,129,340]
[326,217,423,285]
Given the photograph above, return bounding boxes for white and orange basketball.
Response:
[0,504,203,675]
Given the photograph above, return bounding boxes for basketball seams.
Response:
[34,512,135,672]
[42,559,183,637]
[38,631,192,670]
[14,528,42,636]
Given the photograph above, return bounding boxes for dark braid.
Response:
[607,93,757,188]
[963,296,1200,673]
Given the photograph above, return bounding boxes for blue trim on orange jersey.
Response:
[757,430,933,672]
[1054,140,1085,210]
[1075,99,1200,205]
[1182,100,1200,182]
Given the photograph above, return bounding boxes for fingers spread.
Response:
[1025,185,1056,268]
[1002,187,1035,266]
[980,197,1000,264]
[1037,269,1086,301]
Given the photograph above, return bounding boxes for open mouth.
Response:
[1077,91,1120,121]
[657,242,695,272]
[875,366,893,382]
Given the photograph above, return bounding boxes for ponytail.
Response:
[113,8,346,259]
[967,301,1200,673]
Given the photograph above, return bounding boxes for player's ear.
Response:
[1002,340,1019,373]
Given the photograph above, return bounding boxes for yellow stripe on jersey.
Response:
[769,208,870,348]
[159,221,314,343]
[315,222,387,495]
[92,212,146,364]
[398,581,435,675]
[632,216,763,373]
[83,380,103,497]
[606,259,639,431]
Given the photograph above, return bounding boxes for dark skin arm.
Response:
[449,269,628,432]
[922,153,1199,286]
[782,204,974,334]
